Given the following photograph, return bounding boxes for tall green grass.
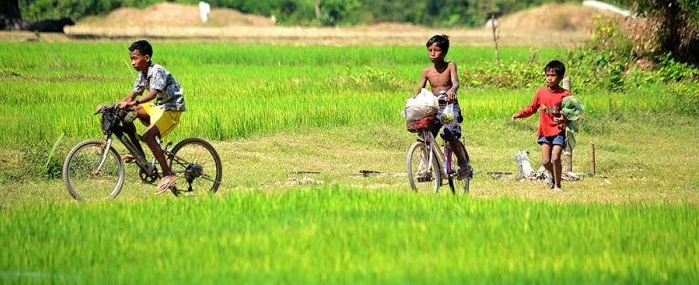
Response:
[1,187,696,284]
[1,42,676,148]
[1,42,697,284]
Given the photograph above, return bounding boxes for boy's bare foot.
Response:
[120,153,137,163]
[552,187,563,192]
[156,175,177,195]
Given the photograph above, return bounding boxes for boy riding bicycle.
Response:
[414,34,469,179]
[115,40,186,194]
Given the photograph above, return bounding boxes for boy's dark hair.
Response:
[129,40,153,57]
[544,60,566,77]
[426,34,450,54]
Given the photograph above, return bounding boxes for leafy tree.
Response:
[1,0,26,30]
[625,0,699,65]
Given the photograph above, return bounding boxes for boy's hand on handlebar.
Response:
[116,101,127,109]
[446,90,456,102]
[94,104,105,114]
[116,100,134,109]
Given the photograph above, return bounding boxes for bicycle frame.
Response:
[96,106,159,177]
[418,129,451,182]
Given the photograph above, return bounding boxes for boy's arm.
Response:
[414,69,429,98]
[138,89,158,105]
[117,87,158,109]
[512,91,540,120]
[447,62,460,101]
[116,92,138,108]
[117,74,145,107]
[123,89,158,108]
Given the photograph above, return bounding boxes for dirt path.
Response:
[2,26,589,47]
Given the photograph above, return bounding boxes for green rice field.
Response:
[0,42,697,284]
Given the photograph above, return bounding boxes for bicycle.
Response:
[405,97,473,195]
[62,104,222,201]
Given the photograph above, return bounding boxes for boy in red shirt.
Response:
[512,60,570,191]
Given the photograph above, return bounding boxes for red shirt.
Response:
[514,86,570,137]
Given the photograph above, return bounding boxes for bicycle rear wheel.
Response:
[168,138,222,196]
[406,141,440,193]
[63,140,125,201]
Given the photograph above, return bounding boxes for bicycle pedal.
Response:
[417,175,432,182]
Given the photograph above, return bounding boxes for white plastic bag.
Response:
[514,151,534,181]
[402,88,438,121]
[441,103,455,124]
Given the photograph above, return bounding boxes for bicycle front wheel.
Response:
[63,140,125,201]
[168,138,222,196]
[406,141,440,193]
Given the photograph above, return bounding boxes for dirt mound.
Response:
[79,2,275,27]
[56,2,600,47]
[497,3,624,32]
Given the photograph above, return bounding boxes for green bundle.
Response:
[561,96,585,152]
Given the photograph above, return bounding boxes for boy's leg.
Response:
[449,138,468,167]
[551,144,564,189]
[142,125,176,194]
[541,143,554,188]
[449,138,471,179]
[142,126,171,175]
[121,121,145,161]
[550,132,566,190]
[136,106,149,127]
[142,106,181,194]
[120,107,150,162]
[442,101,467,167]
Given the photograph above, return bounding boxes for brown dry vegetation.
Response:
[1,3,628,47]
[497,3,625,33]
[78,2,276,27]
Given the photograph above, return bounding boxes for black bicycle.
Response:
[62,104,222,201]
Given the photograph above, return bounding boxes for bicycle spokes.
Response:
[407,141,440,193]
[167,138,222,196]
[63,140,125,201]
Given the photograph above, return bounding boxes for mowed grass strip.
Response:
[0,188,696,284]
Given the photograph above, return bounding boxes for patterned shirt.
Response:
[131,62,185,111]
[513,86,570,137]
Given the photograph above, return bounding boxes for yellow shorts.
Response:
[142,104,182,138]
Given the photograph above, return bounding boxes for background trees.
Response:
[627,0,698,64]
[15,0,603,27]
[9,0,699,65]
[1,0,26,30]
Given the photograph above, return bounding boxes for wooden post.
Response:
[314,0,321,20]
[591,143,596,176]
[490,13,501,69]
[563,151,573,172]
[561,76,571,91]
[561,76,572,173]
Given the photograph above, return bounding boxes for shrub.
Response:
[566,16,634,92]
[669,82,699,117]
[461,60,540,89]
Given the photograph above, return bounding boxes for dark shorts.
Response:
[538,131,566,146]
[430,100,463,141]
